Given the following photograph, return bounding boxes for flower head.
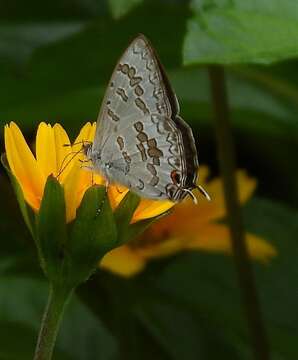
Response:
[101,166,277,277]
[4,122,174,223]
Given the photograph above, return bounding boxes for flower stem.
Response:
[208,65,270,360]
[34,284,73,360]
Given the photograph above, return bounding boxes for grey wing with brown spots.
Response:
[104,114,198,202]
[93,34,198,201]
[92,34,178,154]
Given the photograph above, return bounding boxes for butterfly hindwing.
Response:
[101,113,197,201]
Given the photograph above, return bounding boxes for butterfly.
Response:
[83,34,209,203]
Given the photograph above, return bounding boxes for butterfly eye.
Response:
[82,143,92,155]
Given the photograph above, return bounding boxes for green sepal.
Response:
[1,153,35,237]
[36,175,68,282]
[114,191,140,244]
[68,185,117,286]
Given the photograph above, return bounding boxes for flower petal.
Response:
[129,167,210,223]
[63,123,105,222]
[108,184,129,210]
[135,237,185,259]
[36,123,56,178]
[197,165,210,185]
[53,124,73,181]
[131,198,174,223]
[36,123,72,182]
[72,122,96,152]
[129,169,256,235]
[187,170,257,225]
[185,223,277,262]
[100,245,146,277]
[4,122,45,210]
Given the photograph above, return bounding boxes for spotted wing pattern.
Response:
[90,34,198,201]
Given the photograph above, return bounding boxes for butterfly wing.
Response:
[104,114,197,201]
[93,35,177,148]
[92,34,198,201]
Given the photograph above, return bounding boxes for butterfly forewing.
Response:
[90,35,199,202]
[93,36,174,146]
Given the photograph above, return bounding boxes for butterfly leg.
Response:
[183,188,198,205]
[80,165,94,172]
[196,185,211,201]
[115,184,125,195]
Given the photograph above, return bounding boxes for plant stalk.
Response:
[208,65,270,360]
[34,284,73,360]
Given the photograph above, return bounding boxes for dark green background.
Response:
[0,0,298,359]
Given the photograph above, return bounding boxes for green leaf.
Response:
[1,153,35,237]
[114,191,140,244]
[136,298,241,360]
[78,269,242,360]
[170,66,298,206]
[0,321,64,360]
[68,185,117,285]
[36,176,67,281]
[0,276,118,360]
[77,196,298,359]
[152,197,298,359]
[108,0,143,19]
[0,22,86,69]
[0,1,188,133]
[184,0,298,65]
[136,300,205,360]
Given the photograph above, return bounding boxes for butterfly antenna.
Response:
[63,140,92,148]
[57,148,84,179]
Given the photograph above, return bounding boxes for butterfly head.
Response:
[82,141,93,157]
[81,142,107,175]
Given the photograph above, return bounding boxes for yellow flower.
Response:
[4,122,174,223]
[101,166,277,277]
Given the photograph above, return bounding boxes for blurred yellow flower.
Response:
[4,122,174,223]
[101,166,277,277]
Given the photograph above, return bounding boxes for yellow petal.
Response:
[108,183,129,210]
[36,123,56,177]
[36,123,72,182]
[185,223,277,262]
[63,161,86,222]
[197,165,210,185]
[100,245,146,277]
[4,122,45,210]
[187,170,257,225]
[136,237,185,259]
[130,167,209,223]
[71,122,104,196]
[63,123,105,222]
[207,170,256,205]
[53,124,73,182]
[72,122,96,152]
[146,198,206,238]
[131,198,174,223]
